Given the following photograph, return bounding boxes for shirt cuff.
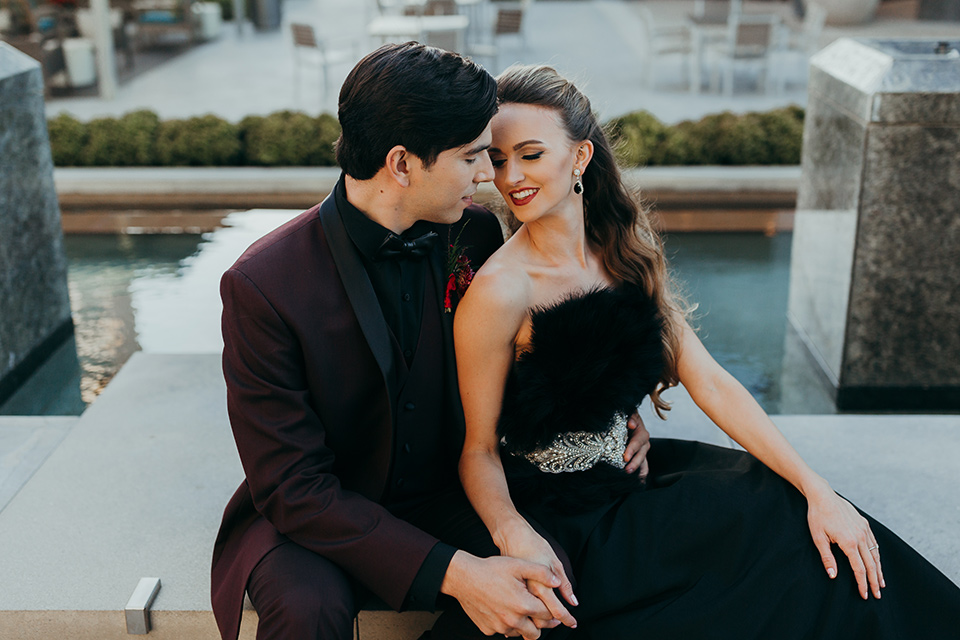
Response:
[403,542,457,612]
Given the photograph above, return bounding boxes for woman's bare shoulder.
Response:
[456,248,534,338]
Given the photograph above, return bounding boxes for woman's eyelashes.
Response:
[490,151,543,169]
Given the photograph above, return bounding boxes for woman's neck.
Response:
[520,203,591,270]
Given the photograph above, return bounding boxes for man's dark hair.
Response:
[335,42,497,180]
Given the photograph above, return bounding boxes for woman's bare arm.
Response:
[676,319,884,600]
[454,267,578,624]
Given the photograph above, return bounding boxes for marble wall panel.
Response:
[790,73,868,384]
[787,208,858,383]
[791,37,960,408]
[842,124,960,387]
[796,96,868,212]
[0,44,72,391]
[872,93,960,125]
[808,40,890,122]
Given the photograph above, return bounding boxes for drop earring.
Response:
[573,168,583,195]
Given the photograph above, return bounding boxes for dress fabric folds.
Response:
[497,287,960,639]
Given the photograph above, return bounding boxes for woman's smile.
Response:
[509,187,540,206]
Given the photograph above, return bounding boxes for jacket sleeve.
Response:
[220,266,440,610]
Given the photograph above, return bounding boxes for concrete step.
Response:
[0,353,956,639]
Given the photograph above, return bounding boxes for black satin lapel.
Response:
[431,232,467,437]
[319,196,398,401]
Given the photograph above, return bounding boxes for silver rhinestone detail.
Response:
[522,412,628,474]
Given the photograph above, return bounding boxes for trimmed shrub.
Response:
[45,105,803,167]
[315,113,341,166]
[155,115,241,166]
[238,114,265,165]
[80,110,161,166]
[47,113,87,166]
[607,110,670,167]
[758,106,804,164]
[241,111,341,166]
[658,122,702,166]
[610,106,804,166]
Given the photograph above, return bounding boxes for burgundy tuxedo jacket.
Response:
[211,192,504,640]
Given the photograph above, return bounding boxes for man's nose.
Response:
[475,151,495,183]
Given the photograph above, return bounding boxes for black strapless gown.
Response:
[496,287,960,639]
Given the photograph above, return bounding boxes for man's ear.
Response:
[385,145,411,187]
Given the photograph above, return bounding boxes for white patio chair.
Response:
[708,13,781,96]
[290,23,357,105]
[776,2,827,89]
[635,5,692,90]
[467,7,525,71]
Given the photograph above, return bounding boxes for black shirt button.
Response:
[402,292,412,302]
[404,442,412,453]
[404,402,416,411]
[396,478,405,487]
[404,349,413,358]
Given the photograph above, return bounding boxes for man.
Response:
[211,43,650,640]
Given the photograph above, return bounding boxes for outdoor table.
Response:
[368,14,469,51]
[376,0,429,14]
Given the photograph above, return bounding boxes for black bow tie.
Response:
[375,230,438,261]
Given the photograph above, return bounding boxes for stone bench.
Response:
[0,353,444,639]
[1,353,957,639]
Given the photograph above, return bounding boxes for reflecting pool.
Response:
[2,211,836,416]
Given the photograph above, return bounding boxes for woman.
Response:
[453,64,960,639]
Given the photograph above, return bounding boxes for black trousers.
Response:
[247,487,535,640]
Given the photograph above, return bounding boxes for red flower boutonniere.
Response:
[444,223,475,313]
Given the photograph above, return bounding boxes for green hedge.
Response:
[47,106,803,167]
[609,105,805,166]
[47,110,342,168]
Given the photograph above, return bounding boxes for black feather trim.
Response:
[498,285,665,453]
[496,285,666,512]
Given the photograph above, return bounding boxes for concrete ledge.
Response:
[1,353,955,639]
[54,166,800,213]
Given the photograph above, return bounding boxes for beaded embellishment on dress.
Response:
[523,412,628,474]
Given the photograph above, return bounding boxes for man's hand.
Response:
[440,551,563,639]
[624,412,651,478]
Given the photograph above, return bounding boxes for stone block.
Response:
[0,43,73,406]
[788,38,960,410]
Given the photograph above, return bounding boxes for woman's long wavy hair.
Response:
[496,64,688,415]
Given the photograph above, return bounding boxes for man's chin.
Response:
[444,207,467,224]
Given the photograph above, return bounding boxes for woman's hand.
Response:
[805,482,885,600]
[497,519,579,629]
[624,412,651,478]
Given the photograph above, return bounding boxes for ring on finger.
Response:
[868,544,879,551]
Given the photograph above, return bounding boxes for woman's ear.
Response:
[385,145,411,187]
[575,140,595,174]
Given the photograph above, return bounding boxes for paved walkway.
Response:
[44,0,960,124]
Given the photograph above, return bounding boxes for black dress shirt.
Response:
[335,176,457,611]
[336,177,432,367]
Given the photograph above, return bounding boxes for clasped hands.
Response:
[443,414,651,639]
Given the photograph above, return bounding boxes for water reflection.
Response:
[665,232,835,415]
[64,234,208,406]
[8,220,837,416]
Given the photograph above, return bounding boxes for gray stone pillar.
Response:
[0,44,73,406]
[787,38,960,411]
